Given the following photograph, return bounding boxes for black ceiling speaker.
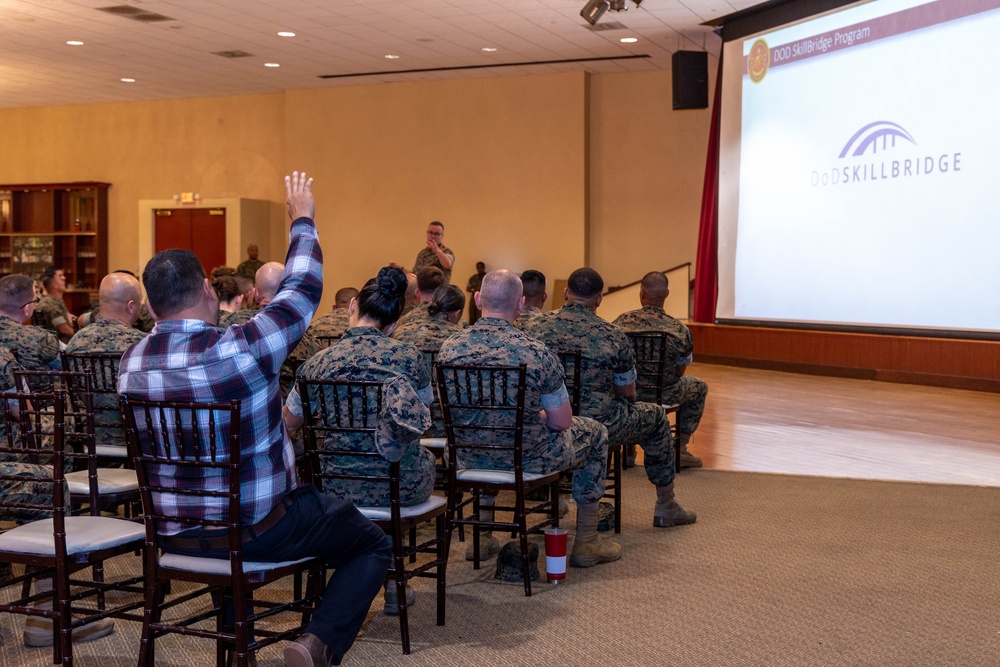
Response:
[672,51,709,110]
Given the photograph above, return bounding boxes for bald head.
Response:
[639,271,668,307]
[99,272,143,325]
[477,269,523,321]
[254,262,285,305]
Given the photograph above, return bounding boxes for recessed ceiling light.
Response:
[264,62,280,68]
[482,47,497,52]
[385,54,400,59]
[120,78,136,83]
[620,37,638,43]
[66,40,84,46]
[277,31,296,38]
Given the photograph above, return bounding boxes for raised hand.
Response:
[285,171,315,222]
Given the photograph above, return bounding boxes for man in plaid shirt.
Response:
[119,172,391,667]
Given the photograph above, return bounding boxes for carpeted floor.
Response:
[2,469,998,666]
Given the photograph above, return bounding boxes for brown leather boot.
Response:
[283,633,334,667]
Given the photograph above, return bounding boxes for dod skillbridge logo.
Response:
[748,39,769,83]
[811,120,962,187]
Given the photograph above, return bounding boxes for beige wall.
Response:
[0,67,714,313]
[0,94,286,275]
[283,73,588,312]
[588,68,715,291]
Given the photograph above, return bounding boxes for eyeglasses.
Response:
[427,231,443,236]
[21,297,40,309]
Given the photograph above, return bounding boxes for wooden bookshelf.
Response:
[0,182,109,312]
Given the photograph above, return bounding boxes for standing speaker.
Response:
[672,51,708,110]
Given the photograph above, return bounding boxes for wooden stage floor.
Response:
[679,363,1000,487]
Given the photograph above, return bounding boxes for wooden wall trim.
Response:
[689,323,1000,393]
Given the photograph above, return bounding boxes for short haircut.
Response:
[416,266,445,293]
[566,267,604,299]
[233,274,254,299]
[0,274,35,314]
[427,284,465,316]
[142,249,206,318]
[428,221,444,231]
[334,287,359,306]
[40,266,59,290]
[479,269,522,312]
[520,270,547,298]
[640,271,669,298]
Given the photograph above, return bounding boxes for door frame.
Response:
[137,198,273,277]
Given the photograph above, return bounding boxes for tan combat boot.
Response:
[652,482,697,527]
[678,432,703,469]
[569,501,622,568]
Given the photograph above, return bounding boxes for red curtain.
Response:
[693,48,724,323]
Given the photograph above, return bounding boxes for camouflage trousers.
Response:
[660,375,708,436]
[527,416,609,505]
[321,445,435,508]
[0,462,64,523]
[458,416,609,505]
[601,398,675,487]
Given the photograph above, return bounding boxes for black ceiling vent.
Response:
[585,21,628,31]
[212,50,255,59]
[97,6,175,22]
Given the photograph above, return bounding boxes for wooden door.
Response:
[154,207,226,275]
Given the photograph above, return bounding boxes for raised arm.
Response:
[239,172,324,374]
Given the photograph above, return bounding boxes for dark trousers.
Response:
[164,484,391,664]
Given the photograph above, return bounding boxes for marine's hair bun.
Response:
[376,266,408,299]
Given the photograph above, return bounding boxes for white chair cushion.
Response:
[0,516,144,555]
[160,552,315,574]
[95,445,128,458]
[358,494,446,521]
[456,469,549,484]
[65,468,139,494]
[419,437,447,452]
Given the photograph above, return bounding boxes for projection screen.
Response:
[716,0,1000,337]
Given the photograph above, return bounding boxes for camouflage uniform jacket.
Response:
[65,317,149,448]
[307,309,350,341]
[218,307,256,328]
[391,310,464,439]
[0,346,20,457]
[36,295,72,343]
[85,304,155,333]
[0,316,59,370]
[613,306,693,391]
[514,305,544,330]
[413,244,455,284]
[437,317,571,463]
[65,316,148,356]
[394,301,431,330]
[390,309,463,352]
[236,258,265,280]
[521,303,636,422]
[285,326,434,506]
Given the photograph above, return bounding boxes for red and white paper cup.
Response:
[544,527,568,584]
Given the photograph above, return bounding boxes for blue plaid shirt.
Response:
[119,217,322,533]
